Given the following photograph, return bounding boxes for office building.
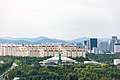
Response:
[98,41,109,53]
[118,39,120,43]
[84,40,87,46]
[114,43,120,54]
[90,38,97,53]
[75,43,85,49]
[110,36,118,52]
[83,40,89,52]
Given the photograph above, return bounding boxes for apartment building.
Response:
[0,44,86,58]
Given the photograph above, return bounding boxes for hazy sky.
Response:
[0,0,120,40]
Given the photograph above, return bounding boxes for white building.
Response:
[13,77,20,80]
[91,47,99,54]
[114,59,120,65]
[0,60,4,64]
[40,54,77,66]
[114,43,120,54]
[84,61,101,65]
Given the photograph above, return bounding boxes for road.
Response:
[0,63,18,80]
[0,76,4,80]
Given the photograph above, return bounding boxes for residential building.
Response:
[0,44,86,58]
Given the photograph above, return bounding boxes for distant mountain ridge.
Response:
[0,36,68,44]
[69,37,89,43]
[0,36,110,44]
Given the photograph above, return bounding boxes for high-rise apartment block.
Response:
[0,44,86,58]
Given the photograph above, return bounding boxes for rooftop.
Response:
[40,54,77,65]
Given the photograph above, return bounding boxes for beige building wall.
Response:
[0,45,3,56]
[40,49,45,57]
[0,44,86,58]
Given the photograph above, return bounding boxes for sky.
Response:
[0,0,120,40]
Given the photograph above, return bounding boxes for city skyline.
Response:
[0,0,120,40]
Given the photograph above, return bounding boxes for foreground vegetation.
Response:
[86,54,120,64]
[0,54,120,80]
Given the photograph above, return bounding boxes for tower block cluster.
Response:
[0,44,86,58]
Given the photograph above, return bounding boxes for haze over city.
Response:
[0,0,120,40]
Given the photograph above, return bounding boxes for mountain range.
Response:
[0,36,110,44]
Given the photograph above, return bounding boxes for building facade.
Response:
[114,59,120,65]
[90,38,97,53]
[114,43,120,54]
[110,36,118,52]
[0,44,86,58]
[98,41,109,53]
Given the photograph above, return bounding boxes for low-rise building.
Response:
[114,59,120,65]
[13,77,20,80]
[40,54,77,66]
[0,60,4,64]
[84,61,101,65]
